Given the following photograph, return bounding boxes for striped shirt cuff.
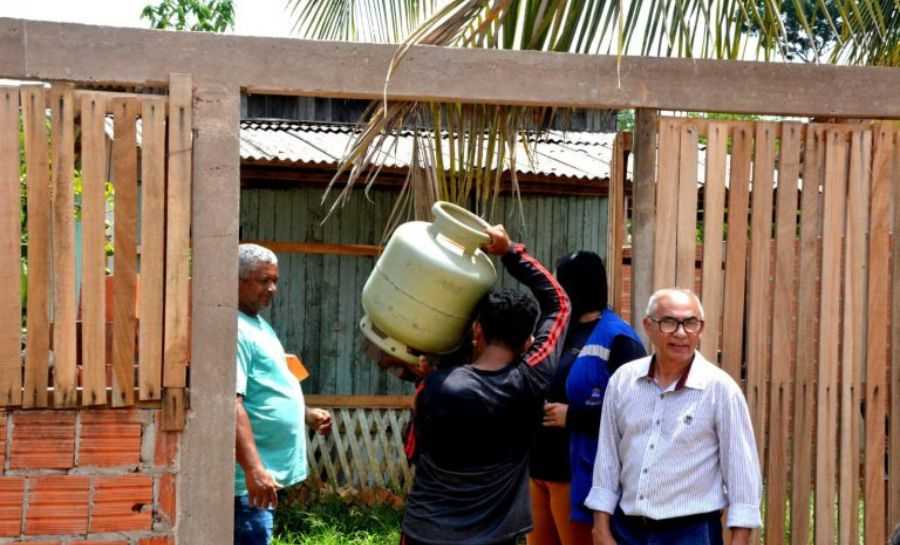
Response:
[583,486,618,514]
[726,503,762,528]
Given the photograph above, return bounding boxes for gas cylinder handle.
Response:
[429,201,492,254]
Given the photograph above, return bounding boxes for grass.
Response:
[272,487,403,545]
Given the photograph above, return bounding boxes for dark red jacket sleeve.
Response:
[501,243,571,397]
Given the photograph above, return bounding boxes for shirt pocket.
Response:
[671,404,712,446]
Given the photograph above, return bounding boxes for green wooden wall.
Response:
[239,186,608,395]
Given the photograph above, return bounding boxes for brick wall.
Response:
[0,408,179,545]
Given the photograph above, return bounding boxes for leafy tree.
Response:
[743,0,844,62]
[141,0,235,32]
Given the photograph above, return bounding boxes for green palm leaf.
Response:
[286,0,439,42]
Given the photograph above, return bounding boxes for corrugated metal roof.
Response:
[106,118,625,182]
[240,120,621,181]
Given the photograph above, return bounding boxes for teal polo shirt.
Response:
[235,311,308,497]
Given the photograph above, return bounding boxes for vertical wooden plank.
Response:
[747,123,777,411]
[304,188,324,394]
[21,85,50,408]
[256,189,276,323]
[239,188,259,240]
[839,129,869,545]
[271,188,293,343]
[320,198,340,394]
[110,98,139,408]
[631,109,658,343]
[653,118,679,291]
[291,188,308,367]
[371,189,389,395]
[865,125,892,545]
[163,74,192,391]
[746,123,775,545]
[566,195,584,259]
[791,124,824,545]
[890,127,900,537]
[675,124,698,290]
[80,93,108,406]
[162,73,192,427]
[138,97,167,401]
[607,133,627,313]
[337,197,357,394]
[765,122,801,544]
[356,191,375,395]
[551,196,567,273]
[721,126,752,382]
[596,195,607,260]
[50,85,77,407]
[535,195,549,263]
[816,129,848,545]
[0,86,22,406]
[699,123,726,361]
[160,386,186,430]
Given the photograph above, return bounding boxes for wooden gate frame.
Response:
[2,17,898,544]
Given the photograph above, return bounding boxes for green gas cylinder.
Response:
[360,201,497,364]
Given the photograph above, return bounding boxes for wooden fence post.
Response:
[630,109,657,347]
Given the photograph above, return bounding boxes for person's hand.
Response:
[592,511,617,545]
[245,466,280,509]
[413,356,433,378]
[542,402,568,428]
[592,525,617,545]
[376,354,432,382]
[307,407,333,435]
[728,528,751,545]
[482,224,511,255]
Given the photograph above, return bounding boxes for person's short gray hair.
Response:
[239,244,278,279]
[644,288,705,320]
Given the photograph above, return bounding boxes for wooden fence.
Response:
[0,77,193,429]
[306,396,414,492]
[653,117,899,545]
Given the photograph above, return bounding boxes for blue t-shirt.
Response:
[235,311,307,497]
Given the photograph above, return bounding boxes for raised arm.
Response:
[500,242,570,394]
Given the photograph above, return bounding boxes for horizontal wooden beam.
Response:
[244,240,382,257]
[305,394,413,409]
[2,18,899,118]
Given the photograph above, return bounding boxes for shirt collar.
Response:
[641,351,711,391]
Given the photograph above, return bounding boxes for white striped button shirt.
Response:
[584,352,762,528]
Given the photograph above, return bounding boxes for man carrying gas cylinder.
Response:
[392,224,572,545]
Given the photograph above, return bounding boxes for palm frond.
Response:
[310,0,898,230]
[287,0,439,42]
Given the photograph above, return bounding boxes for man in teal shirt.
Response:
[235,243,332,545]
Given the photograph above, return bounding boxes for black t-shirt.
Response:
[529,325,647,482]
[402,245,570,545]
[528,319,596,481]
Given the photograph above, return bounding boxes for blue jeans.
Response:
[234,495,275,545]
[611,507,724,545]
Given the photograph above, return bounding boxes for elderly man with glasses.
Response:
[585,288,761,545]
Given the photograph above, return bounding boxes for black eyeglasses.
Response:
[649,316,704,334]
